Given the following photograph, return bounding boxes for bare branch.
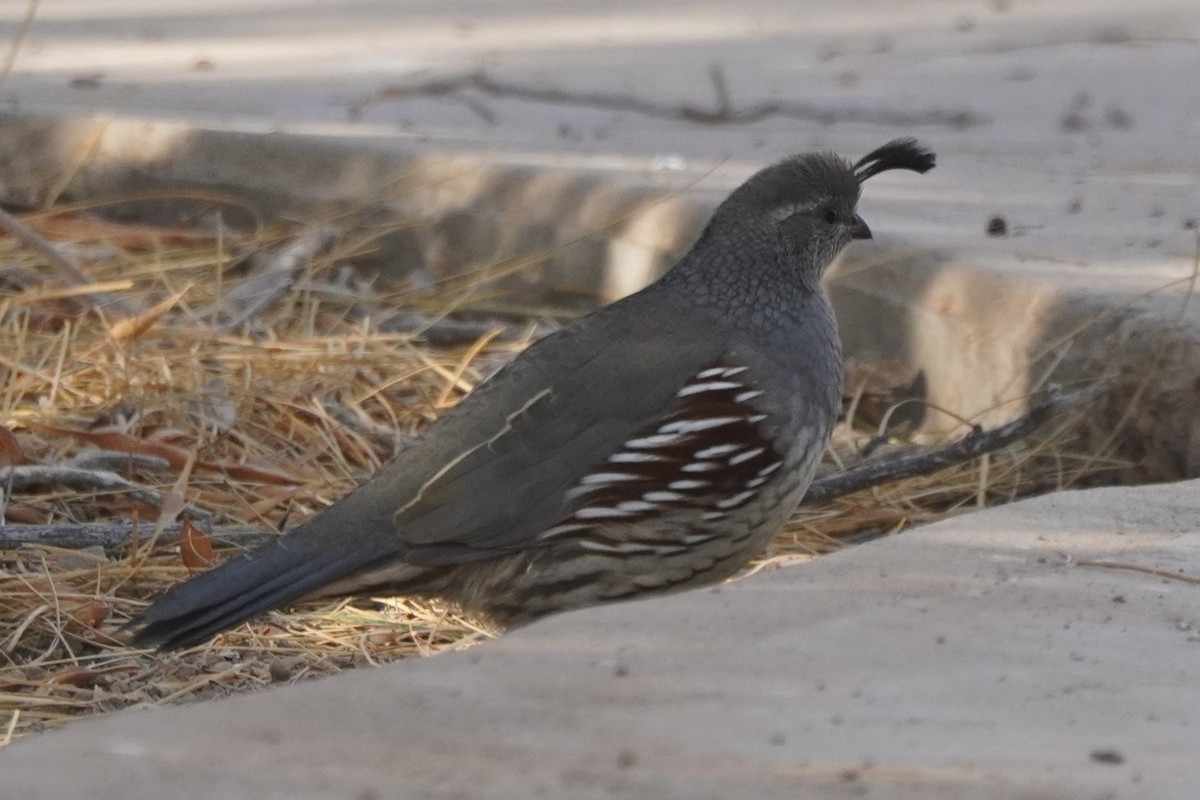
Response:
[804,383,1103,506]
[0,521,269,553]
[0,465,217,524]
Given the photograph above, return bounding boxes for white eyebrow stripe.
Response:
[768,200,821,223]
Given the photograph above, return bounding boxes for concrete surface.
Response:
[2,4,1200,797]
[4,479,1200,799]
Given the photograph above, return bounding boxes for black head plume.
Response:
[853,138,936,183]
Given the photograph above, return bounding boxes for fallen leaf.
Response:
[3,504,45,524]
[25,423,192,470]
[108,287,190,341]
[72,599,112,628]
[220,462,303,485]
[0,425,26,465]
[180,520,215,570]
[26,213,229,249]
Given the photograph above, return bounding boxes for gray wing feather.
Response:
[295,295,728,565]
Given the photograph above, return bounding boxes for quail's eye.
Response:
[821,208,839,225]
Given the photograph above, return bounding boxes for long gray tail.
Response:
[126,534,398,650]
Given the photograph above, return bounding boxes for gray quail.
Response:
[127,139,935,649]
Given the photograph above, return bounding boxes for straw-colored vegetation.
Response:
[0,202,1114,747]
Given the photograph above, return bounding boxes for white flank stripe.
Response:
[702,511,727,521]
[757,461,783,477]
[735,389,764,402]
[720,366,749,377]
[564,484,600,500]
[625,432,688,449]
[695,367,727,379]
[574,507,633,520]
[577,540,620,553]
[716,490,756,509]
[659,416,741,434]
[695,443,741,459]
[748,414,768,423]
[579,540,684,555]
[728,447,765,466]
[580,471,640,485]
[609,452,665,463]
[745,476,767,489]
[616,500,658,513]
[642,491,684,502]
[677,380,742,397]
[681,461,719,473]
[539,523,588,539]
[668,479,708,490]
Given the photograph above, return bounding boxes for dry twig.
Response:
[0,207,137,315]
[207,228,340,331]
[805,382,1104,505]
[349,67,985,129]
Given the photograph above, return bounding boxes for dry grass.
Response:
[0,202,1115,747]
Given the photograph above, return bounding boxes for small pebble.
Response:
[1090,749,1125,765]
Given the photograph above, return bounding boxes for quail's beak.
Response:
[850,214,872,240]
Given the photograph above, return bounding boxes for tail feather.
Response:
[126,536,397,650]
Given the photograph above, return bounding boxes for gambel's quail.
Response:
[128,139,935,649]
